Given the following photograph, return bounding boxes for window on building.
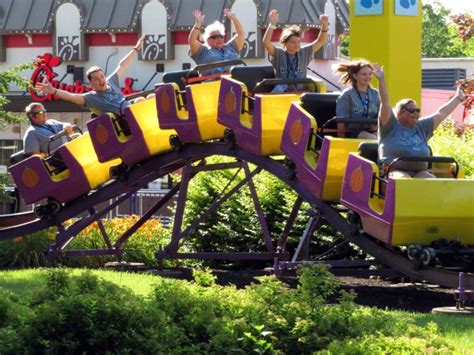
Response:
[0,140,23,168]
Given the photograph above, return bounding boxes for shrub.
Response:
[431,121,474,177]
[0,216,176,269]
[0,266,456,354]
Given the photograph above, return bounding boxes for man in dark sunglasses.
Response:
[373,65,467,178]
[23,102,73,158]
[188,8,245,75]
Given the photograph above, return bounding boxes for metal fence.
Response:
[1,188,176,228]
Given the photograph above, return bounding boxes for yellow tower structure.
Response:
[349,0,422,105]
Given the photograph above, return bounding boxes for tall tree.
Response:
[422,2,470,57]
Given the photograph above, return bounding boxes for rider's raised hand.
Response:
[193,9,205,25]
[320,14,329,28]
[370,64,384,80]
[269,9,279,25]
[224,8,235,19]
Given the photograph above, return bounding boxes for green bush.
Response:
[0,216,176,269]
[431,121,474,178]
[0,266,454,354]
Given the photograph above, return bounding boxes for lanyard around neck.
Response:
[356,89,370,118]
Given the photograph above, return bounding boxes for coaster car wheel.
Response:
[34,198,61,219]
[421,247,436,266]
[110,163,131,181]
[283,157,296,181]
[407,244,422,261]
[170,135,182,152]
[224,129,236,150]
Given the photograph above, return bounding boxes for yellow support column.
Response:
[349,0,422,105]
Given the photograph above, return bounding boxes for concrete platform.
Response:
[432,306,474,316]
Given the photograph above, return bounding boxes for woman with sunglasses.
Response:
[188,8,245,75]
[263,9,329,93]
[334,59,379,138]
[23,102,73,158]
[373,65,467,178]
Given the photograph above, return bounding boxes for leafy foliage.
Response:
[431,121,474,178]
[422,3,473,58]
[0,216,176,268]
[0,266,455,353]
[0,62,33,127]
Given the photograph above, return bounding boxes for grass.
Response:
[0,268,159,298]
[409,312,474,353]
[1,268,474,352]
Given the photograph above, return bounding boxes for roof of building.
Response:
[0,0,349,35]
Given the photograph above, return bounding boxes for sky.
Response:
[422,0,474,15]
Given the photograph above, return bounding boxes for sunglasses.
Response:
[32,110,47,116]
[403,107,420,114]
[209,34,224,40]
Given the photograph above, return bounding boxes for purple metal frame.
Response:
[87,109,151,165]
[9,145,91,204]
[2,142,474,289]
[280,103,330,199]
[156,160,286,261]
[155,83,202,142]
[340,153,395,245]
[217,77,264,155]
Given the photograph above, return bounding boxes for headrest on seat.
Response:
[10,150,28,165]
[300,92,340,129]
[358,142,378,163]
[162,70,199,92]
[230,65,275,93]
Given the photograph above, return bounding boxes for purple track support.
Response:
[155,83,201,142]
[9,148,90,204]
[340,154,395,245]
[276,196,303,253]
[242,163,273,251]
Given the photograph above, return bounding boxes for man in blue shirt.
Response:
[23,102,72,157]
[35,36,147,116]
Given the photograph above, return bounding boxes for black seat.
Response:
[162,70,198,92]
[300,93,340,133]
[10,150,27,165]
[358,142,378,163]
[230,65,275,94]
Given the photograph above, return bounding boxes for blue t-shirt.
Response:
[336,86,380,137]
[191,42,240,75]
[378,112,434,172]
[23,119,68,155]
[83,73,129,116]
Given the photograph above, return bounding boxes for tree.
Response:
[452,14,473,42]
[421,3,467,57]
[0,62,32,127]
[0,62,33,200]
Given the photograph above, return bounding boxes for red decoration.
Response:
[29,53,138,102]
